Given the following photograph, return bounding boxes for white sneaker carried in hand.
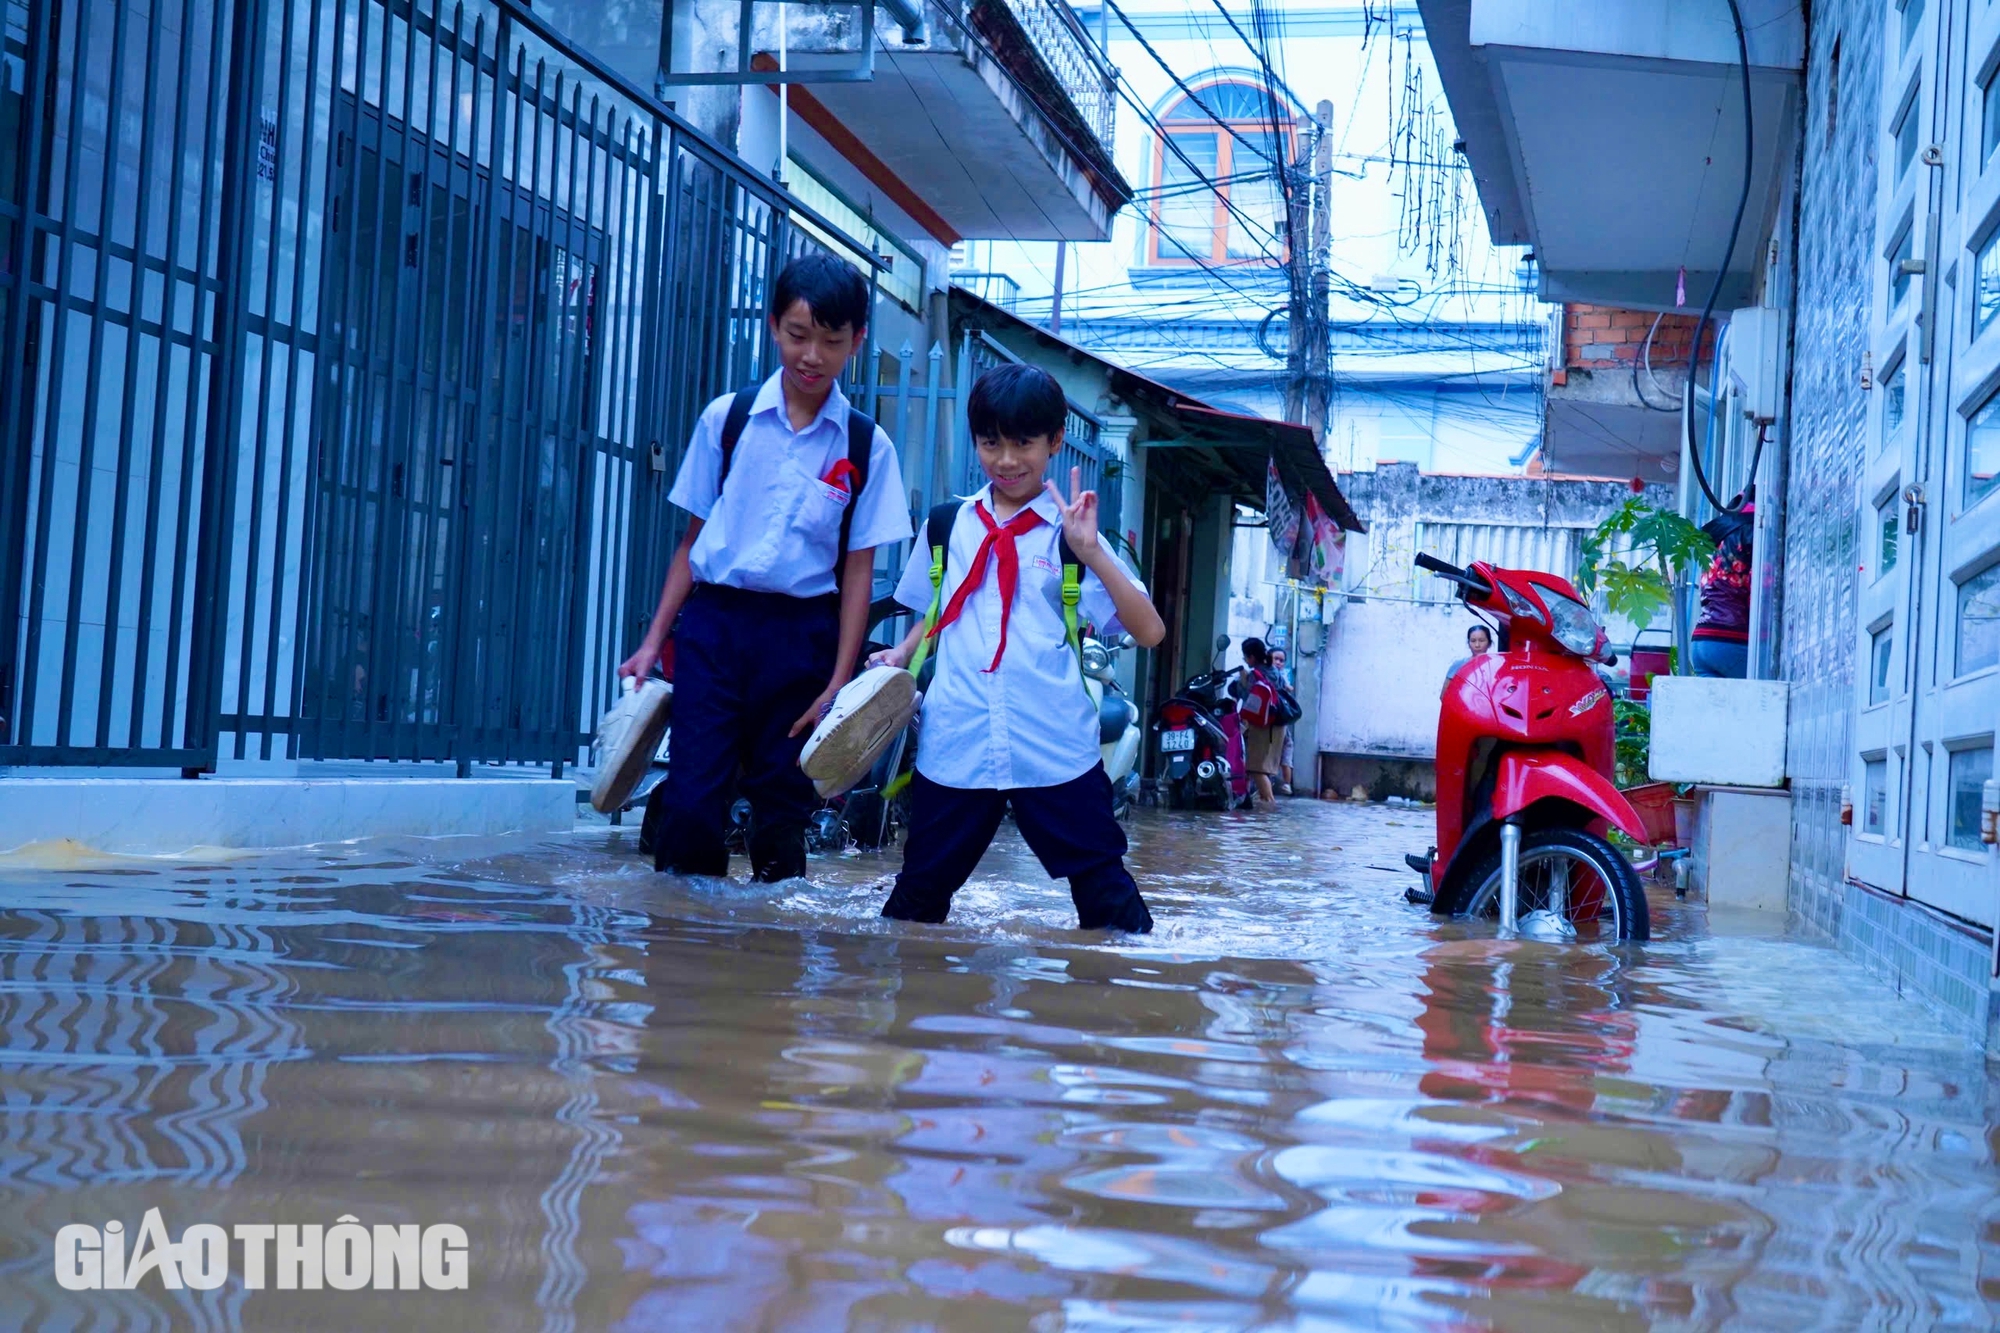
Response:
[799,665,918,799]
[590,676,672,813]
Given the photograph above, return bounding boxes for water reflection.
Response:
[0,804,1994,1329]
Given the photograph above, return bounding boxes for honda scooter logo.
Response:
[54,1210,469,1291]
[1569,687,1607,717]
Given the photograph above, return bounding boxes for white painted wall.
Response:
[1468,0,1804,71]
[1317,598,1474,760]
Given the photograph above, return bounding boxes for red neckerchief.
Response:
[925,501,1045,672]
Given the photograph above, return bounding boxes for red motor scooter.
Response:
[1405,553,1651,941]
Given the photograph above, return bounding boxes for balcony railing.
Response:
[991,0,1118,150]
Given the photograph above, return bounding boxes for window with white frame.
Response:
[1967,385,2000,508]
[1881,352,1907,449]
[1976,226,2000,336]
[1957,561,2000,675]
[1870,622,1895,703]
[1947,746,1993,852]
[1893,81,1922,183]
[1863,754,1891,835]
[1892,222,1916,307]
[1877,496,1900,580]
[1985,65,2000,164]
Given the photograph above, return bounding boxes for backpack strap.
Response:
[1053,530,1083,667]
[720,388,877,584]
[715,387,757,491]
[835,407,875,583]
[904,501,961,680]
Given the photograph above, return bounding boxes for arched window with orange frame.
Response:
[1149,81,1295,267]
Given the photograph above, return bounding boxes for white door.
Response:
[1859,0,2000,922]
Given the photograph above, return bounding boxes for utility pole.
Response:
[1303,100,1334,441]
[1283,102,1334,437]
[1050,240,1067,335]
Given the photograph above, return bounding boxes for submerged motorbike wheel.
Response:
[843,788,899,850]
[1441,826,1650,942]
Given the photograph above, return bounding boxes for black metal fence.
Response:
[0,0,894,772]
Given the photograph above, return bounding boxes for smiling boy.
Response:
[870,364,1165,932]
[620,254,910,881]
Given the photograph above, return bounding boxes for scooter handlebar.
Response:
[1413,552,1491,597]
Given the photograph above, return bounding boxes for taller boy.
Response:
[620,255,910,880]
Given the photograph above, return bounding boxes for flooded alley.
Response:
[2,800,1995,1330]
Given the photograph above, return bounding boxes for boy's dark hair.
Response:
[770,252,870,333]
[968,363,1068,442]
[1242,637,1269,666]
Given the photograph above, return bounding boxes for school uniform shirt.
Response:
[668,373,911,598]
[894,484,1145,791]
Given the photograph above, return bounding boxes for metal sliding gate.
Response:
[0,0,889,772]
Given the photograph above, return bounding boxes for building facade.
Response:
[1421,0,2000,1044]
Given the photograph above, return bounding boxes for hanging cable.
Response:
[1683,0,1761,514]
[1101,0,1282,165]
[1633,312,1682,412]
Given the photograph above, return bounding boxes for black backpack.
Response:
[1268,676,1304,726]
[715,386,875,580]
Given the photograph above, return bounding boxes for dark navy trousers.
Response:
[655,584,839,880]
[882,766,1154,932]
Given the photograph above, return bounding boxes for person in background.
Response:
[1442,623,1493,695]
[1269,646,1296,796]
[1234,638,1283,805]
[1692,491,1754,678]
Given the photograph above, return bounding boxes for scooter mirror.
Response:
[1215,634,1231,652]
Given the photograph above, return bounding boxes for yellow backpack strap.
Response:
[905,502,959,680]
[1055,531,1083,671]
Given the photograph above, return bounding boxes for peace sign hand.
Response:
[1044,466,1102,562]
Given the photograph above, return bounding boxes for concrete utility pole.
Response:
[1304,100,1334,440]
[1283,102,1335,438]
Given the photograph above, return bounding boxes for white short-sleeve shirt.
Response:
[894,484,1146,791]
[668,373,912,597]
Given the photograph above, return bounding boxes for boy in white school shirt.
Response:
[868,364,1166,932]
[619,254,911,882]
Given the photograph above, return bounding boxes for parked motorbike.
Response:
[1150,636,1244,811]
[1404,553,1651,941]
[1083,630,1142,818]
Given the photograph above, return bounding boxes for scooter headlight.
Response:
[1081,643,1110,678]
[1543,589,1604,657]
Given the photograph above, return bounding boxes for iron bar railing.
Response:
[0,0,896,773]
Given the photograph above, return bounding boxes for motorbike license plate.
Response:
[1160,729,1195,753]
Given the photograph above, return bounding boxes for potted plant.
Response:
[1574,496,1716,658]
[1579,498,1714,828]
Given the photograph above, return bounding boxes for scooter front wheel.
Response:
[1442,826,1650,942]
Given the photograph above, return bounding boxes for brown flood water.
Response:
[2,799,1997,1330]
